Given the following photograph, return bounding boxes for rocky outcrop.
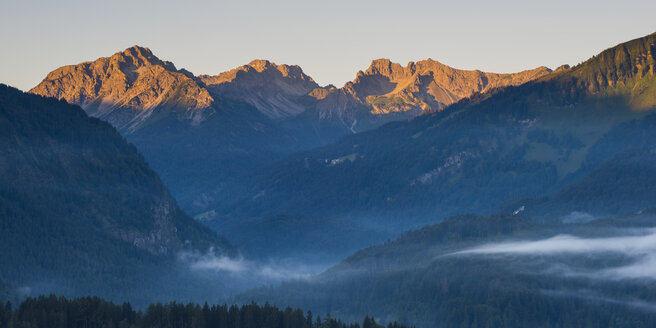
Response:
[106,201,183,255]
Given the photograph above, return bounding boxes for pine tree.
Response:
[306,310,313,328]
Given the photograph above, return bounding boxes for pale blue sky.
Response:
[1,0,655,91]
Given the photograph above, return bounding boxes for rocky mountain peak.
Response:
[548,32,656,109]
[206,59,316,85]
[364,58,413,81]
[555,64,571,72]
[116,45,177,71]
[246,59,275,72]
[365,58,393,73]
[30,46,214,131]
[199,60,319,118]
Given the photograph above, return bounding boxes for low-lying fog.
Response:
[179,248,332,287]
[454,228,656,280]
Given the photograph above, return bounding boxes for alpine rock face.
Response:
[314,58,552,125]
[30,46,215,132]
[199,59,319,119]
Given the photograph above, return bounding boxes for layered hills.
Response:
[219,33,656,238]
[238,210,656,327]
[12,30,656,328]
[236,124,656,326]
[236,106,656,326]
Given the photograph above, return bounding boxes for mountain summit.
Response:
[547,32,656,109]
[199,59,319,118]
[30,45,214,131]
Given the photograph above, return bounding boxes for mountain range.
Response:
[31,46,552,129]
[25,32,656,264]
[221,32,656,223]
[6,30,656,327]
[29,47,551,216]
[315,58,552,119]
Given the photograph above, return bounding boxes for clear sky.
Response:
[1,0,655,91]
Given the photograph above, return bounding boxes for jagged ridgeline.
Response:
[224,33,656,227]
[0,85,232,305]
[28,46,345,214]
[28,46,551,216]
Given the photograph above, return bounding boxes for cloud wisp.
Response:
[452,229,656,280]
[179,249,323,282]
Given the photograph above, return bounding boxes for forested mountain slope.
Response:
[0,85,232,305]
[503,147,656,221]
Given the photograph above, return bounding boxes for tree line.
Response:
[0,295,411,328]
